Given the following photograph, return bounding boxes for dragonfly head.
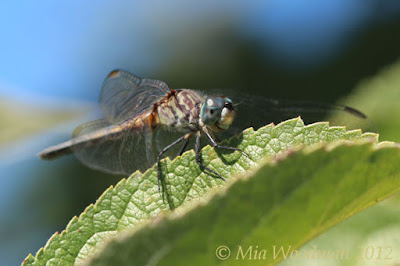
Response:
[200,96,236,132]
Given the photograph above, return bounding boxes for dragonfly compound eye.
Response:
[217,97,236,131]
[201,96,223,125]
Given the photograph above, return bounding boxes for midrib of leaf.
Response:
[23,117,379,265]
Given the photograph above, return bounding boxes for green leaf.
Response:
[83,141,400,266]
[279,194,400,266]
[24,117,393,266]
[297,59,400,266]
[329,59,400,142]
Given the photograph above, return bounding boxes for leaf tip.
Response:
[22,254,35,265]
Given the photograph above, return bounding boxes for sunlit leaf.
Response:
[23,117,397,266]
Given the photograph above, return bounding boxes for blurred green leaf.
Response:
[330,59,400,142]
[23,117,391,265]
[279,196,400,266]
[291,58,400,266]
[0,97,88,144]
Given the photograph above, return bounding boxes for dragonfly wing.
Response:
[100,70,170,124]
[204,91,371,132]
[71,119,157,175]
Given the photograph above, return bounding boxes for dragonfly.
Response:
[39,70,368,193]
[39,70,243,192]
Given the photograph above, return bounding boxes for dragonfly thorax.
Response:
[156,89,203,131]
[200,96,236,132]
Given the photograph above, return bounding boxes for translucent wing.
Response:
[69,118,194,175]
[99,70,170,124]
[205,91,373,141]
[234,95,369,129]
[70,119,158,175]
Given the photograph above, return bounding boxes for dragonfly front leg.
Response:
[157,133,191,194]
[195,131,226,181]
[202,127,248,156]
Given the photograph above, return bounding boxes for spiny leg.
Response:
[195,131,226,181]
[202,127,249,157]
[157,133,191,194]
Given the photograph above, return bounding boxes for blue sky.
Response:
[1,0,398,103]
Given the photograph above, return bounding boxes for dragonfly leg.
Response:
[157,133,191,194]
[195,131,226,181]
[177,138,190,156]
[202,127,249,157]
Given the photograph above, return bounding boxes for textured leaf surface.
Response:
[23,117,387,265]
[84,142,400,266]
